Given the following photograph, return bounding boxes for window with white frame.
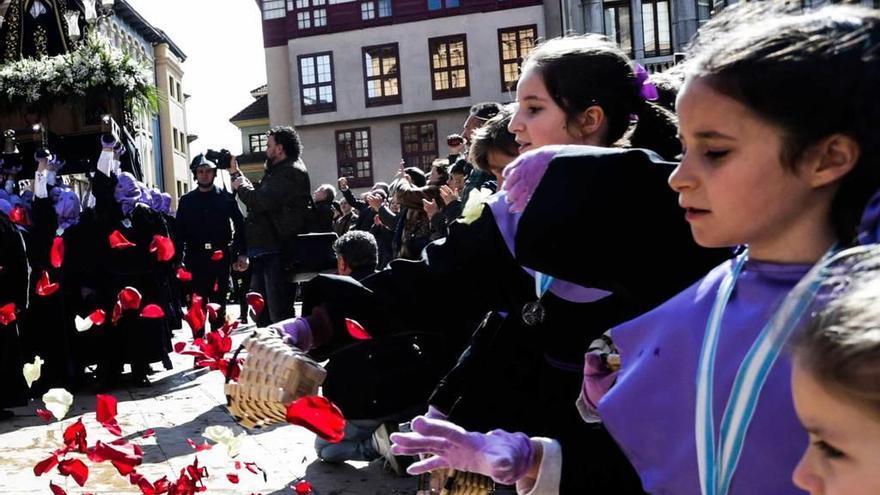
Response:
[262,0,286,19]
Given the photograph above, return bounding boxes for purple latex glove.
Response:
[390,416,536,485]
[270,317,314,352]
[501,146,565,213]
[425,405,448,421]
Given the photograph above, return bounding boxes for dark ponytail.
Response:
[629,100,681,161]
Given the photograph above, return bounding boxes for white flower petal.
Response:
[74,315,93,332]
[22,356,44,388]
[42,388,73,420]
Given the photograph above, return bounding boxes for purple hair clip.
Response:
[634,64,659,102]
[858,189,880,245]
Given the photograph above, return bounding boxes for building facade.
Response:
[257,0,554,190]
[230,84,270,183]
[564,0,880,73]
[102,0,192,205]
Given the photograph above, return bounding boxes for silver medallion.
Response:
[122,218,132,229]
[522,301,546,326]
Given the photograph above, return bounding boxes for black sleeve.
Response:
[229,196,247,257]
[557,423,647,494]
[515,147,730,308]
[342,187,366,211]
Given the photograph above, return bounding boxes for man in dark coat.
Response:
[230,126,312,325]
[175,154,246,328]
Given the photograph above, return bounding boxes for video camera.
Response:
[205,148,234,169]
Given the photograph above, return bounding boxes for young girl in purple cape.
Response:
[790,246,880,495]
[391,4,880,494]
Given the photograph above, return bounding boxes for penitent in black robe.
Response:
[0,214,30,408]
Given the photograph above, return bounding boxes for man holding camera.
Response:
[230,126,312,326]
[175,154,247,327]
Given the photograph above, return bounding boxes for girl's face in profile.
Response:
[508,65,587,153]
[791,362,880,495]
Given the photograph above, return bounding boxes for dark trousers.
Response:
[250,253,292,326]
[185,249,231,331]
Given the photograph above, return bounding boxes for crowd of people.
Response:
[2,3,880,495]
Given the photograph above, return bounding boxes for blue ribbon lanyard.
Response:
[535,271,555,300]
[695,247,835,495]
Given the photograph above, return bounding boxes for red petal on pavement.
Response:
[96,394,123,436]
[35,270,60,297]
[49,481,66,495]
[246,292,264,318]
[63,419,88,453]
[50,236,64,268]
[234,461,241,470]
[0,302,15,326]
[148,235,176,262]
[109,230,136,249]
[112,459,137,475]
[87,440,144,468]
[344,318,372,340]
[118,287,143,311]
[36,408,54,422]
[140,304,165,319]
[186,438,213,452]
[226,473,239,484]
[285,396,346,443]
[293,480,314,495]
[141,429,155,439]
[176,267,193,282]
[211,250,224,261]
[58,458,89,486]
[33,453,59,476]
[89,309,106,326]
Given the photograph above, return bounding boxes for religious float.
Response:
[0,0,156,180]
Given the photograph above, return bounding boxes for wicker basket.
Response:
[417,469,495,495]
[225,329,327,429]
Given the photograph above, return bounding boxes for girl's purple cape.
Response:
[600,259,811,494]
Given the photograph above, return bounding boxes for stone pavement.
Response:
[0,310,418,495]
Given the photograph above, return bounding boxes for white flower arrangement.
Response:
[0,33,158,114]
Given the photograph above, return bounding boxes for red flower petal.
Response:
[9,205,29,226]
[49,481,66,495]
[140,304,165,319]
[58,458,89,486]
[87,440,143,468]
[63,419,88,453]
[141,429,155,439]
[89,309,107,326]
[246,292,264,318]
[112,301,123,325]
[344,318,372,341]
[148,235,176,262]
[118,287,143,311]
[293,480,314,495]
[0,302,15,326]
[176,267,193,282]
[186,438,213,451]
[213,279,218,292]
[35,270,60,297]
[285,396,346,443]
[185,295,206,334]
[36,408,53,422]
[112,459,137,475]
[96,394,123,436]
[211,250,224,261]
[226,473,239,484]
[50,236,64,268]
[206,303,221,322]
[33,453,59,476]
[109,230,136,249]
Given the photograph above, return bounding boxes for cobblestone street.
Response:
[0,309,417,494]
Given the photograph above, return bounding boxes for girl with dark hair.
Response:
[789,246,880,495]
[509,35,680,161]
[391,4,880,495]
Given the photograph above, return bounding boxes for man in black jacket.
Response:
[230,126,312,325]
[176,154,247,327]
